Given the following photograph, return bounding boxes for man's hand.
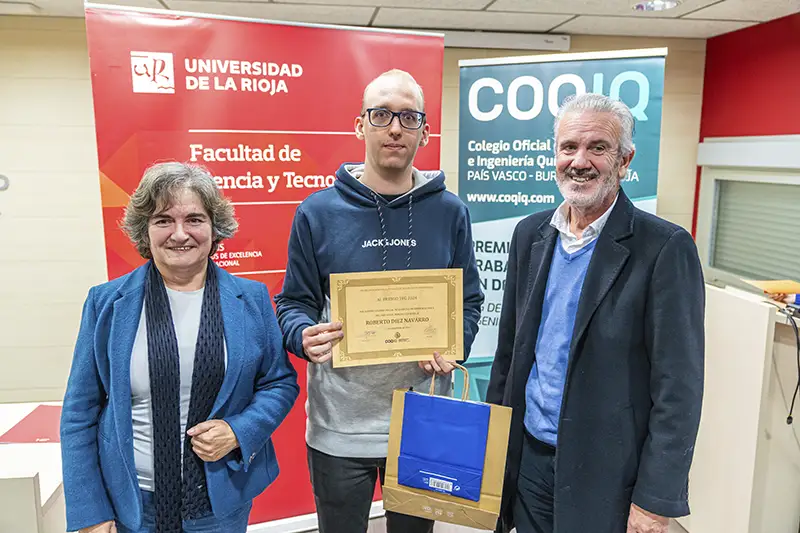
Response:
[302,322,344,364]
[418,351,455,376]
[627,503,669,533]
[766,292,794,304]
[187,420,240,462]
[79,521,116,533]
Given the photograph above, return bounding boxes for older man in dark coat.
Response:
[487,93,705,533]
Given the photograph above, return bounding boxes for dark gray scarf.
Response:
[145,259,225,533]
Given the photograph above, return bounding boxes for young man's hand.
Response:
[302,322,344,363]
[418,351,455,376]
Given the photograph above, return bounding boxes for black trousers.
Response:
[514,431,557,533]
[307,446,434,533]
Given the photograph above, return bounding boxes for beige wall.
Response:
[0,16,106,403]
[0,16,705,403]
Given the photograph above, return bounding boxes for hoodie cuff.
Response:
[291,323,311,361]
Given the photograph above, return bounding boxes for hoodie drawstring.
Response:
[374,193,389,271]
[407,194,413,270]
[372,192,413,271]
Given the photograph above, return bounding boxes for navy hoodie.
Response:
[275,163,484,458]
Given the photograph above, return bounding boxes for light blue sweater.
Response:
[525,239,597,446]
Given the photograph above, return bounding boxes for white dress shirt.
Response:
[549,194,619,254]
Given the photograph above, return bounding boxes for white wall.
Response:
[0,16,706,402]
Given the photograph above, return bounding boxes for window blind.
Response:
[711,180,800,281]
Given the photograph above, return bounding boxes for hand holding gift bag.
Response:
[384,364,512,530]
[398,364,490,502]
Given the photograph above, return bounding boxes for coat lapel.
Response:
[211,266,245,417]
[523,221,559,323]
[513,220,558,400]
[569,192,635,360]
[108,265,148,450]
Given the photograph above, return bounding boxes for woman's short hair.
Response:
[122,162,238,258]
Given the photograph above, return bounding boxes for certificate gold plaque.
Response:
[329,268,464,368]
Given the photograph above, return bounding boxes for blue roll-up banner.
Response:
[457,49,667,401]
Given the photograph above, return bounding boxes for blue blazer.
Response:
[60,263,300,532]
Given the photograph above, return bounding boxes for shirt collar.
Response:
[550,193,619,239]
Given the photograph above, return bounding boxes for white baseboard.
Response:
[247,501,385,533]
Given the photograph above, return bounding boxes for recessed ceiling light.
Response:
[632,0,682,11]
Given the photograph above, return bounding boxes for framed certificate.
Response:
[329,268,464,368]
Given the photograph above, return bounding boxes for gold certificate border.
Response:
[330,268,464,368]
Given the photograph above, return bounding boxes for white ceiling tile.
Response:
[683,0,800,22]
[164,1,375,25]
[558,15,754,37]
[489,0,720,18]
[28,0,164,17]
[373,8,571,32]
[275,0,493,8]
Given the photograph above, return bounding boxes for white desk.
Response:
[677,286,800,533]
[0,402,65,533]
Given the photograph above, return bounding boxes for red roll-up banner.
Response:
[84,4,443,525]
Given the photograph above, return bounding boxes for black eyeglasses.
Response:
[364,107,426,130]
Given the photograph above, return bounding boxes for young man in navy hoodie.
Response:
[275,69,484,533]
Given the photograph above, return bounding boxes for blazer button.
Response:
[250,452,256,463]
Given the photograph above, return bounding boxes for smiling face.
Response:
[147,187,213,275]
[554,110,634,210]
[355,73,430,175]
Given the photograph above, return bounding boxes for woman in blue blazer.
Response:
[60,162,299,533]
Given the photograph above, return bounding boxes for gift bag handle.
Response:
[428,362,469,400]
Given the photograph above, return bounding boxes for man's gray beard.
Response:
[556,163,621,209]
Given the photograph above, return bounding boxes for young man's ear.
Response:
[354,115,365,140]
[418,122,431,148]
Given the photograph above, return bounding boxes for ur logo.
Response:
[130,51,175,94]
[395,332,401,339]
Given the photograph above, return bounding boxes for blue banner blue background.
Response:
[456,54,666,401]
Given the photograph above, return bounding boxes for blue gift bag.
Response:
[397,365,491,502]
